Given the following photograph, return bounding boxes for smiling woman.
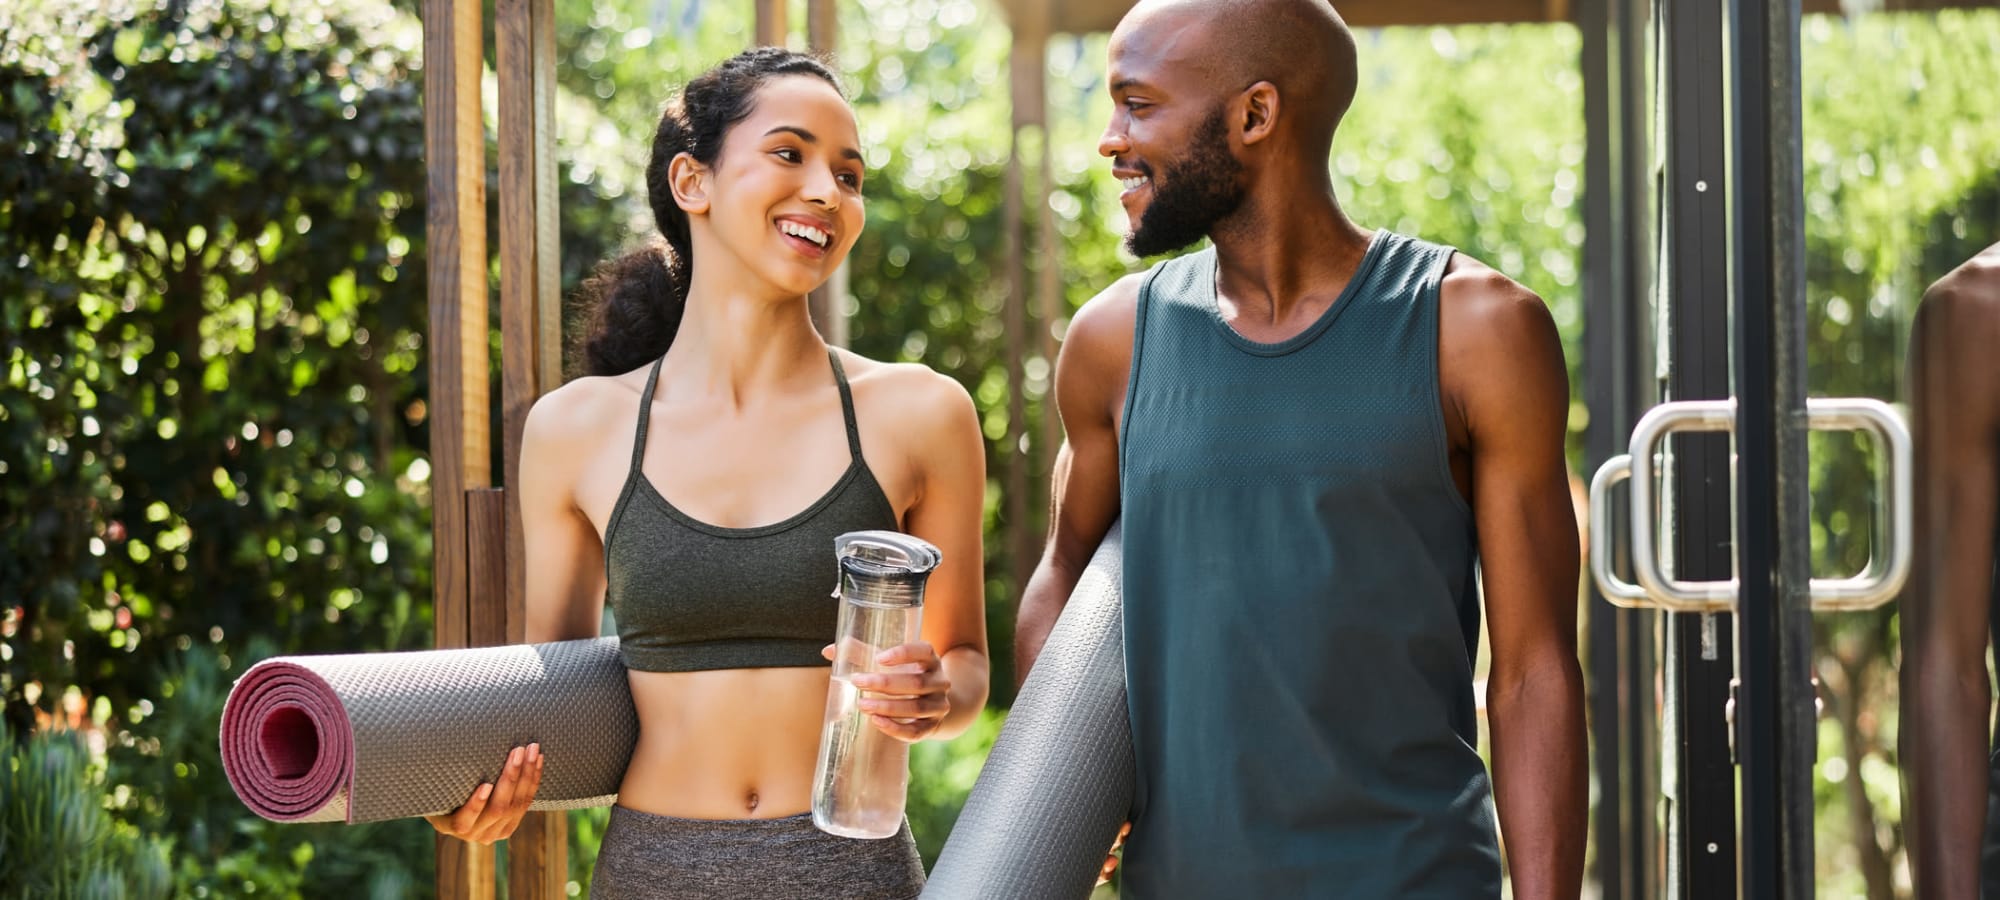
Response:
[572,49,868,377]
[421,47,990,900]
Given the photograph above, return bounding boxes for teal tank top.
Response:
[1118,232,1501,898]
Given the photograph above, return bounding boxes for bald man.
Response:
[1013,2,1586,897]
[1900,241,2000,900]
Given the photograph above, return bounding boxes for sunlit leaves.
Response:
[1,0,442,889]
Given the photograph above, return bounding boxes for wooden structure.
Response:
[424,0,1998,897]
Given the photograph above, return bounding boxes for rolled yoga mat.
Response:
[923,521,1131,900]
[220,636,639,823]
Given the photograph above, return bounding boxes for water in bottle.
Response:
[811,531,941,839]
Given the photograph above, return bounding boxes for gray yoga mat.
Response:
[221,636,639,824]
[923,522,1132,899]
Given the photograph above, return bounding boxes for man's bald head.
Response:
[1112,0,1358,154]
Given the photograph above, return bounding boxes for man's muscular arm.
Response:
[1443,260,1587,899]
[1014,274,1142,684]
[1902,247,2000,900]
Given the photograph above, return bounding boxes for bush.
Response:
[1,0,627,892]
[0,720,171,899]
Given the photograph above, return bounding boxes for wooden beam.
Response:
[422,0,490,650]
[1022,0,1999,33]
[425,0,493,889]
[497,0,561,645]
[1001,35,1036,625]
[424,0,491,644]
[1801,0,1999,12]
[1026,0,1570,32]
[508,814,568,899]
[466,490,509,647]
[807,0,839,52]
[1029,40,1062,507]
[805,0,848,348]
[755,0,787,47]
[497,0,567,892]
[465,488,567,898]
[437,835,497,900]
[1334,0,1551,26]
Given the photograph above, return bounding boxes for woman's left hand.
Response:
[851,641,951,743]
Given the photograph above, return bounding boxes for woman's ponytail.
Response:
[574,238,688,377]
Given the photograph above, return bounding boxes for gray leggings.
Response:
[590,806,925,900]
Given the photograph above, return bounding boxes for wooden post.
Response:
[498,0,561,659]
[1001,26,1042,607]
[1027,35,1061,512]
[755,0,788,47]
[424,0,493,889]
[807,0,839,50]
[497,0,568,891]
[805,0,848,348]
[423,0,491,646]
[466,490,511,647]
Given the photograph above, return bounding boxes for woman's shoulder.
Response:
[836,351,979,445]
[838,351,970,411]
[524,369,649,447]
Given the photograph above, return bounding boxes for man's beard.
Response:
[1125,106,1248,258]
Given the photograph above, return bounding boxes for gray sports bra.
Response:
[601,350,899,672]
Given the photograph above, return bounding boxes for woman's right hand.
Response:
[425,743,544,845]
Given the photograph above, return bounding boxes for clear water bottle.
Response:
[811,531,942,839]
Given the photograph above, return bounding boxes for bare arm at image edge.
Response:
[1014,275,1142,685]
[1901,253,2000,900]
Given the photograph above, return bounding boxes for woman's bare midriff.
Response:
[615,665,834,820]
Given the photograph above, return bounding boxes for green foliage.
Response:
[559,806,614,897]
[104,639,431,898]
[1,0,628,892]
[1,0,440,889]
[0,720,171,900]
[905,706,1003,865]
[2,0,436,729]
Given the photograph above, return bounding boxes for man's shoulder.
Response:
[1921,244,2000,320]
[1915,244,2000,426]
[1437,252,1555,338]
[1433,252,1568,422]
[1064,270,1150,356]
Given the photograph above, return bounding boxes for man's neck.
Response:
[1208,184,1373,329]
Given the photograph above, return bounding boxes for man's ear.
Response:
[669,152,711,216]
[1239,81,1280,147]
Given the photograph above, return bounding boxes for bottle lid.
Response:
[835,530,941,575]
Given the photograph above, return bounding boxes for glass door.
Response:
[1576,2,1990,898]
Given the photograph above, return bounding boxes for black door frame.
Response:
[1583,0,1812,896]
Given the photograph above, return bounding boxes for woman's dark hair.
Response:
[574,47,845,377]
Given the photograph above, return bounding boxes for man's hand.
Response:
[1097,821,1133,886]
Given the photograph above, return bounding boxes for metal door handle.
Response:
[1586,398,1911,613]
[1627,400,1740,612]
[1803,399,1910,611]
[1588,454,1650,607]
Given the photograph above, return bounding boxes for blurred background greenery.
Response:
[2,0,1997,896]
